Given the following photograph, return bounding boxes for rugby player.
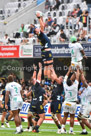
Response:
[5,75,23,134]
[34,11,53,86]
[69,36,87,70]
[77,72,91,135]
[61,66,80,134]
[23,62,48,133]
[49,69,63,134]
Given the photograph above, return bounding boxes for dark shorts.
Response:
[2,103,10,112]
[41,50,53,62]
[51,101,61,114]
[29,104,45,115]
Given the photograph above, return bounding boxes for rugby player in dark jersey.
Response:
[49,68,63,133]
[34,11,53,86]
[23,62,48,133]
[0,86,13,128]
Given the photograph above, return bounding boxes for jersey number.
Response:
[57,96,60,101]
[14,87,18,94]
[71,49,74,55]
[68,92,72,97]
[39,96,42,101]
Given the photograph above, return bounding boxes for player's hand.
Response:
[0,104,3,108]
[36,11,43,18]
[68,66,72,72]
[33,64,37,71]
[39,62,42,68]
[76,65,80,69]
[5,104,8,110]
[83,55,87,59]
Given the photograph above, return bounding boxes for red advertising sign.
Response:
[0,45,19,58]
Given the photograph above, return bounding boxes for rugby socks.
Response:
[35,125,39,131]
[16,126,21,132]
[1,123,4,125]
[62,124,65,129]
[82,129,87,133]
[58,124,61,129]
[30,122,33,127]
[20,125,23,130]
[27,127,30,129]
[70,127,73,131]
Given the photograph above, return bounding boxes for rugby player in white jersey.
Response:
[61,66,80,134]
[5,75,23,134]
[77,72,91,135]
[69,36,87,70]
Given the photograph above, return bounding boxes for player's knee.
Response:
[51,113,57,121]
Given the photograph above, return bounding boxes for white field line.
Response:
[0,128,91,133]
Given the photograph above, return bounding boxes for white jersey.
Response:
[80,89,87,105]
[5,81,22,101]
[85,86,91,104]
[69,42,83,62]
[63,78,79,102]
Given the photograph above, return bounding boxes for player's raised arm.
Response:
[64,66,71,81]
[75,66,80,82]
[80,50,87,59]
[36,11,45,32]
[80,72,88,88]
[51,69,62,84]
[32,64,37,80]
[37,62,42,82]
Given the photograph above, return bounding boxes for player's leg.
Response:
[33,113,45,132]
[51,101,62,133]
[61,112,68,133]
[1,111,7,127]
[5,110,13,127]
[12,110,22,134]
[69,114,75,134]
[77,113,88,134]
[32,104,45,133]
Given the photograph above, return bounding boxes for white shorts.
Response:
[63,101,77,114]
[71,61,83,70]
[10,97,23,111]
[79,22,83,29]
[83,27,87,31]
[79,104,91,119]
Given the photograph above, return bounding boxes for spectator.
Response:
[19,24,27,38]
[45,0,51,11]
[73,14,79,31]
[14,24,27,38]
[45,14,54,26]
[27,24,35,38]
[47,21,60,37]
[59,29,68,42]
[52,0,61,10]
[71,8,77,17]
[79,11,89,37]
[77,7,82,17]
[2,34,14,45]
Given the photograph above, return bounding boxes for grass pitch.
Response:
[0,121,91,136]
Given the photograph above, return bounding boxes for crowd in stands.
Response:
[0,0,91,45]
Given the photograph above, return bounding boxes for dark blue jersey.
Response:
[51,82,63,101]
[0,89,10,105]
[31,82,45,106]
[37,31,52,50]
